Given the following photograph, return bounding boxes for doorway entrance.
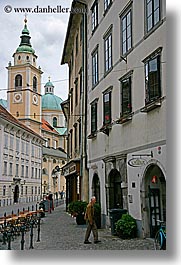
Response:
[108,169,123,209]
[14,185,19,203]
[92,174,100,203]
[142,164,166,238]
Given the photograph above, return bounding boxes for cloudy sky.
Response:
[0,0,72,101]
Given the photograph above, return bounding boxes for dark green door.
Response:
[149,188,161,237]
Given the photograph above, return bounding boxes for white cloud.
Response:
[0,0,72,100]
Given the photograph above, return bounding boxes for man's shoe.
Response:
[84,241,91,244]
[94,240,101,244]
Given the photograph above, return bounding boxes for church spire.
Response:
[16,17,35,54]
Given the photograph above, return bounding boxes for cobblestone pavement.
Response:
[0,204,155,250]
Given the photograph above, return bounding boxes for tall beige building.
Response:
[61,0,89,208]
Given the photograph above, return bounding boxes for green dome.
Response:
[45,81,54,87]
[16,45,35,53]
[42,94,63,111]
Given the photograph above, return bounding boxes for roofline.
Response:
[0,110,44,141]
[41,128,60,136]
[61,0,87,65]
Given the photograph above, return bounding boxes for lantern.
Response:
[151,175,158,184]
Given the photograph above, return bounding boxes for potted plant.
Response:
[68,200,88,225]
[115,213,137,239]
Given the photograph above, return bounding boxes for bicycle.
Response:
[154,220,166,250]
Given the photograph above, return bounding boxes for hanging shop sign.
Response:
[128,158,147,167]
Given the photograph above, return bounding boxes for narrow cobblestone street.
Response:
[0,203,154,251]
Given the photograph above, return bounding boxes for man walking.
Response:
[84,196,101,244]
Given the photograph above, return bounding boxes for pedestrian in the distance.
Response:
[84,196,101,244]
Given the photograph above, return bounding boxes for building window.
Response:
[91,0,98,32]
[121,9,132,55]
[53,117,57,127]
[75,80,78,106]
[26,166,28,178]
[104,31,112,73]
[79,70,82,98]
[16,137,20,152]
[91,101,97,133]
[4,161,8,175]
[9,163,13,176]
[21,140,25,154]
[48,138,50,147]
[10,135,14,150]
[33,76,37,92]
[31,186,33,195]
[4,133,8,149]
[145,54,161,104]
[74,124,77,151]
[31,167,34,178]
[35,168,38,179]
[71,51,74,71]
[76,34,79,55]
[104,0,112,12]
[21,185,23,195]
[92,47,99,87]
[70,130,73,158]
[32,144,35,156]
[71,91,74,114]
[54,140,57,149]
[25,186,28,195]
[120,76,132,115]
[79,121,81,149]
[103,90,112,125]
[21,165,24,177]
[16,164,19,177]
[146,0,161,32]
[26,142,29,155]
[3,186,6,196]
[15,74,22,89]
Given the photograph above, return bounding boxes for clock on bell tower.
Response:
[6,18,43,135]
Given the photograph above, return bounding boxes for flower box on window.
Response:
[140,98,162,113]
[100,123,112,135]
[87,132,97,139]
[116,112,133,124]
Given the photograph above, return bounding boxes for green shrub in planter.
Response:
[68,200,88,215]
[68,200,88,225]
[115,213,137,239]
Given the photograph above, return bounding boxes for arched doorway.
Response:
[142,164,166,238]
[108,169,123,209]
[92,174,100,203]
[14,185,19,203]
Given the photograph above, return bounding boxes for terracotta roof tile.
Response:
[42,118,59,134]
